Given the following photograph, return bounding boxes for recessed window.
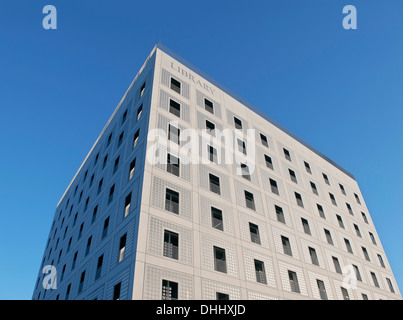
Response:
[168,124,180,145]
[94,153,99,167]
[234,117,242,129]
[113,156,120,174]
[133,130,140,148]
[249,222,261,245]
[169,99,180,117]
[84,197,89,211]
[346,203,354,215]
[264,155,273,170]
[260,134,268,147]
[113,282,121,300]
[211,207,223,231]
[354,193,361,205]
[322,173,330,185]
[237,139,247,155]
[309,247,319,266]
[369,232,377,245]
[288,271,300,293]
[167,154,180,177]
[216,292,229,300]
[124,193,131,218]
[118,233,127,262]
[118,131,124,148]
[102,154,108,169]
[337,215,345,228]
[139,82,146,98]
[72,251,78,271]
[275,205,285,224]
[102,217,109,239]
[329,193,337,206]
[344,238,353,254]
[324,229,333,245]
[362,247,370,261]
[362,294,369,300]
[370,272,380,288]
[240,163,251,181]
[165,188,179,214]
[361,212,369,224]
[354,224,361,237]
[332,256,342,274]
[317,280,328,300]
[244,191,255,210]
[129,158,136,180]
[341,287,350,300]
[377,254,385,268]
[304,161,312,174]
[295,192,304,208]
[205,120,215,136]
[85,236,92,256]
[108,184,115,204]
[107,133,113,147]
[163,230,179,260]
[162,280,178,300]
[283,148,291,161]
[137,104,143,121]
[269,178,279,195]
[170,77,181,94]
[78,223,84,240]
[281,236,292,256]
[122,109,128,124]
[301,218,311,235]
[353,265,362,282]
[213,246,227,273]
[339,184,346,195]
[209,173,221,195]
[386,278,395,293]
[95,254,103,280]
[254,259,267,284]
[78,270,85,294]
[310,181,318,195]
[317,204,325,219]
[208,145,218,163]
[289,169,297,183]
[204,98,214,114]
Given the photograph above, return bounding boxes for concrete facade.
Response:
[33,43,401,300]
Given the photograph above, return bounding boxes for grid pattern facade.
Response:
[33,43,401,300]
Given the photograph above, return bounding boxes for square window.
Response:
[264,155,273,170]
[209,173,221,195]
[168,124,180,145]
[249,223,261,245]
[244,191,255,210]
[139,82,146,98]
[213,246,227,273]
[167,154,180,177]
[234,117,242,129]
[204,98,214,114]
[254,259,267,284]
[162,280,178,300]
[283,148,291,161]
[165,188,179,214]
[163,230,179,260]
[211,207,223,231]
[260,134,268,147]
[205,120,215,136]
[170,77,181,94]
[169,99,181,117]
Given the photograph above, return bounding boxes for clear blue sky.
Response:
[0,0,402,299]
